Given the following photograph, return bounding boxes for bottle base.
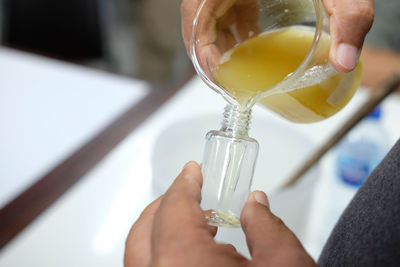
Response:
[204,209,241,228]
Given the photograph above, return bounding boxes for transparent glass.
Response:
[191,0,362,227]
[191,0,362,121]
[201,105,258,227]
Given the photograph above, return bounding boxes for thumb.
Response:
[240,191,315,266]
[324,0,374,72]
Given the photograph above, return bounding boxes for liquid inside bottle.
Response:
[213,26,362,123]
[201,105,259,227]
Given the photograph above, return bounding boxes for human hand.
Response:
[124,161,316,267]
[181,0,374,73]
[181,0,261,71]
[324,0,374,72]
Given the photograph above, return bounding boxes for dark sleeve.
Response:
[318,138,400,266]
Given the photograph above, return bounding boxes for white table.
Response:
[0,47,149,208]
[0,69,399,265]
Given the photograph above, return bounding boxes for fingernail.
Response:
[337,43,360,71]
[252,191,269,207]
[183,161,195,171]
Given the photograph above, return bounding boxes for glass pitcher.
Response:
[190,0,362,227]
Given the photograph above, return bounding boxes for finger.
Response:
[234,0,261,41]
[215,8,237,52]
[195,0,236,70]
[124,196,162,267]
[324,0,374,72]
[181,0,235,55]
[197,43,223,79]
[240,191,315,266]
[151,162,215,255]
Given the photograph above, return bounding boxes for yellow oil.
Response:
[213,26,362,123]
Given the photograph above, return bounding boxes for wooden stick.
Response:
[281,73,400,189]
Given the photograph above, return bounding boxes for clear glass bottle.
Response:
[201,104,259,227]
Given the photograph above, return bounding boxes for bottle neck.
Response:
[220,104,252,138]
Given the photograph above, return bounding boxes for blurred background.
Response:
[0,0,193,84]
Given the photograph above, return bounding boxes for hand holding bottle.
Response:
[124,162,315,267]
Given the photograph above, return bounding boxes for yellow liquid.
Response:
[213,26,362,123]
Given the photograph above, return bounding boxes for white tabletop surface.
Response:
[0,47,149,208]
[0,74,399,266]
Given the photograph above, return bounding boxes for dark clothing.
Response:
[319,139,400,266]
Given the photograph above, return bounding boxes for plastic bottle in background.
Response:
[336,106,388,187]
[318,106,389,246]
